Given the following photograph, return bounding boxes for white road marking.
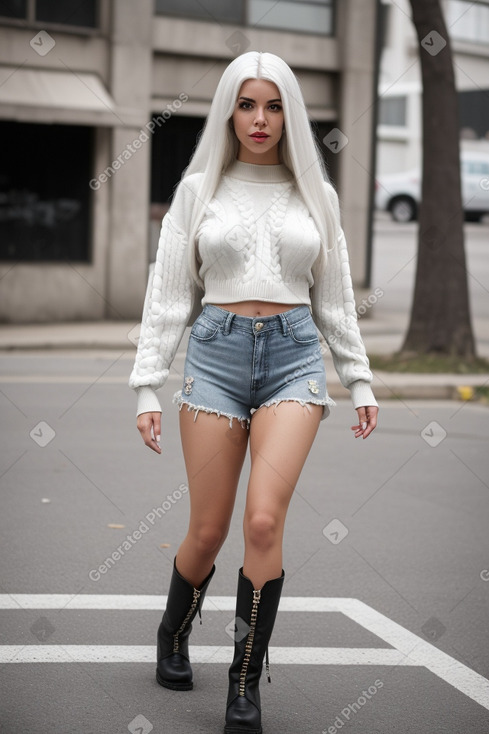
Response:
[1,595,488,710]
[337,598,489,711]
[0,646,416,666]
[0,595,353,611]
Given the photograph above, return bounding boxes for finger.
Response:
[137,413,161,454]
[148,414,162,453]
[362,424,373,439]
[147,427,162,453]
[362,407,379,439]
[356,407,367,426]
[352,407,367,438]
[153,413,161,446]
[151,439,162,454]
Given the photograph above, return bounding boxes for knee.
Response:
[192,524,227,556]
[244,511,279,553]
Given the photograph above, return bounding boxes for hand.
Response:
[351,405,378,439]
[137,411,162,454]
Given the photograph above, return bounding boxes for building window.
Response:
[0,0,98,28]
[379,96,407,126]
[378,1,391,50]
[315,120,340,187]
[0,122,93,263]
[446,0,489,44]
[458,89,489,140]
[154,0,244,23]
[0,0,27,18]
[249,0,334,34]
[155,0,335,34]
[150,114,205,205]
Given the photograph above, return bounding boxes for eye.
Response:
[269,104,282,111]
[238,101,252,110]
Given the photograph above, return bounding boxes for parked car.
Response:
[375,151,489,222]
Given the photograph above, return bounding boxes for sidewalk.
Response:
[0,314,488,402]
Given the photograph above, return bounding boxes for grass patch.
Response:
[369,352,489,374]
[474,386,489,403]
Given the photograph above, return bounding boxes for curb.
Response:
[327,380,488,403]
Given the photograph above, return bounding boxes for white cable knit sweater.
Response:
[129,159,378,416]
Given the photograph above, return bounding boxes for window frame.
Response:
[0,0,101,36]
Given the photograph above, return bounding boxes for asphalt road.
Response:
[1,350,489,733]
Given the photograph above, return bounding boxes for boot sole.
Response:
[155,669,193,691]
[224,727,262,734]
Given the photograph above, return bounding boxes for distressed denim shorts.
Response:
[173,303,336,429]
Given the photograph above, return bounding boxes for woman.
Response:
[129,51,378,734]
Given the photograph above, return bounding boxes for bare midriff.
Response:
[213,300,298,317]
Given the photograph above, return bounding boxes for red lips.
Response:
[250,133,269,138]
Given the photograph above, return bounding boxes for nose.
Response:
[254,107,267,126]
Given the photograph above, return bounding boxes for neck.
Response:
[224,158,293,184]
[236,151,280,165]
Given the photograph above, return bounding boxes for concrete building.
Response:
[0,0,380,323]
[377,0,489,176]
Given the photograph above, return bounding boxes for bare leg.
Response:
[243,402,322,588]
[176,409,249,587]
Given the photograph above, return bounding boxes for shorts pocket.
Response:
[190,314,220,342]
[288,316,319,344]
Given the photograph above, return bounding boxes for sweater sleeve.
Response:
[128,175,201,416]
[310,183,378,410]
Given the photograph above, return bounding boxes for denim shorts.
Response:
[173,303,336,429]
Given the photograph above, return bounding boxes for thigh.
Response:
[179,407,249,531]
[245,401,323,521]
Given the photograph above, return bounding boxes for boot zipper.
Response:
[239,589,261,696]
[173,587,200,653]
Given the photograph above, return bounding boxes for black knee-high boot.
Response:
[224,568,285,734]
[156,557,215,690]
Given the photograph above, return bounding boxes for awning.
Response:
[0,66,142,127]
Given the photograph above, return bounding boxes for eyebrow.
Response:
[238,96,282,103]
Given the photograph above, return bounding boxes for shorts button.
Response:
[255,322,264,331]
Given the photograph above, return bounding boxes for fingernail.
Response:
[156,435,161,442]
[362,422,367,430]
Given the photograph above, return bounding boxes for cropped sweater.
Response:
[129,159,378,416]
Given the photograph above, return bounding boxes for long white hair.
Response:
[181,51,340,285]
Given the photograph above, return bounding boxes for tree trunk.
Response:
[401,0,476,357]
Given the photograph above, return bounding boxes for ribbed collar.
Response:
[224,158,294,183]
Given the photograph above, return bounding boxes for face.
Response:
[231,78,284,164]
